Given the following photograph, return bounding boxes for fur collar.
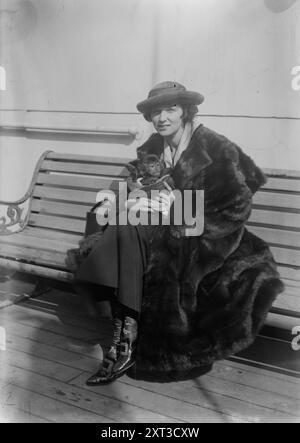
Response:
[137,125,212,189]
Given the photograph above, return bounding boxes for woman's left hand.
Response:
[154,181,176,215]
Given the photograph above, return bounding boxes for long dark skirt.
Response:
[73,223,153,313]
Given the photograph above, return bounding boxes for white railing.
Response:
[0,123,141,139]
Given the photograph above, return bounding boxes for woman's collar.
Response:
[163,117,204,167]
[163,122,192,167]
[171,124,213,188]
[136,120,212,183]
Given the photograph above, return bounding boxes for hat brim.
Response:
[136,91,204,114]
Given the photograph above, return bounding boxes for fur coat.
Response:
[67,124,284,382]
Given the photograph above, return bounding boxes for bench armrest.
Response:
[0,150,53,235]
[0,201,29,234]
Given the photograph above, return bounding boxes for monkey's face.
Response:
[145,161,162,177]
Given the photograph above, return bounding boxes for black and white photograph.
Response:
[0,0,299,424]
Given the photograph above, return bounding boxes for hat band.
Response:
[148,86,186,99]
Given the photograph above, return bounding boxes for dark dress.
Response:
[74,221,152,313]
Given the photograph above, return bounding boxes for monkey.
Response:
[136,154,175,194]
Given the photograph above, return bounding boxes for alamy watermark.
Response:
[291,66,300,91]
[0,326,6,351]
[0,66,6,91]
[93,183,205,237]
[291,326,300,351]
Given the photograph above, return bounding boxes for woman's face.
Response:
[150,104,184,137]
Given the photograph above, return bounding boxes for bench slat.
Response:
[272,291,300,313]
[266,312,300,331]
[271,246,300,267]
[0,231,79,252]
[264,168,300,179]
[249,209,300,230]
[46,151,133,165]
[16,226,82,244]
[36,172,124,191]
[0,258,72,281]
[27,220,300,266]
[0,243,67,269]
[41,160,129,177]
[248,226,300,248]
[4,226,300,272]
[31,199,89,219]
[282,285,300,297]
[277,266,300,282]
[283,279,300,289]
[33,186,97,204]
[263,177,300,193]
[28,214,86,233]
[32,190,300,228]
[253,191,300,211]
[29,214,86,233]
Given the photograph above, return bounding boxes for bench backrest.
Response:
[28,151,300,284]
[28,151,130,235]
[247,169,300,284]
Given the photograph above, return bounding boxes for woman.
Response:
[69,81,284,385]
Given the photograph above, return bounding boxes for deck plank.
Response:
[0,285,299,423]
[0,303,110,343]
[1,347,231,423]
[4,340,93,379]
[0,384,108,423]
[0,315,106,359]
[0,317,266,422]
[0,363,182,423]
[1,315,299,401]
[2,329,297,423]
[3,325,296,423]
[114,374,300,423]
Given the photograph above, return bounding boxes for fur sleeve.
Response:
[125,159,144,192]
[202,141,263,240]
[237,146,267,193]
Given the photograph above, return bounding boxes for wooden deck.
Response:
[0,273,299,423]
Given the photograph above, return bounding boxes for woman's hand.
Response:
[126,182,175,216]
[126,197,157,213]
[153,181,176,216]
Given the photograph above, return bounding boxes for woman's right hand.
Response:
[126,197,159,213]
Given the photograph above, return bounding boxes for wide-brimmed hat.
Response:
[136,81,204,115]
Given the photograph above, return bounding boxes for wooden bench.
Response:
[0,150,299,326]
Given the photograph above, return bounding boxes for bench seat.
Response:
[0,150,299,323]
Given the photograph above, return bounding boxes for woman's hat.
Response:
[136,81,204,114]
